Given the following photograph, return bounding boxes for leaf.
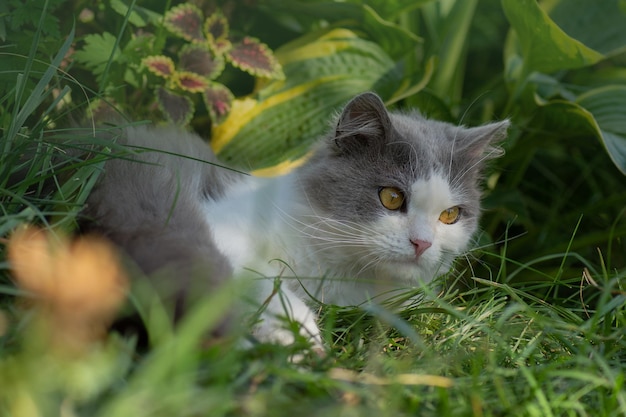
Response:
[344,0,435,19]
[502,0,604,75]
[259,1,421,59]
[142,55,175,79]
[531,86,626,175]
[110,0,161,28]
[156,87,194,126]
[421,0,478,98]
[212,29,395,171]
[120,33,155,65]
[548,0,626,56]
[203,83,234,124]
[204,11,229,47]
[74,32,120,78]
[227,37,284,79]
[163,3,205,43]
[174,71,210,93]
[179,44,224,80]
[576,86,626,175]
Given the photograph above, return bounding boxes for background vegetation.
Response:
[1,0,625,415]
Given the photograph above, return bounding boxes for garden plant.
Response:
[1,0,625,415]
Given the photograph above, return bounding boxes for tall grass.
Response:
[1,1,626,416]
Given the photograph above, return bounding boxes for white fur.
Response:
[202,172,471,343]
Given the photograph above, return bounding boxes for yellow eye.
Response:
[439,206,461,224]
[379,187,405,210]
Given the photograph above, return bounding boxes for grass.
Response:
[2,2,626,416]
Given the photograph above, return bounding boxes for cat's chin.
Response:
[373,259,448,288]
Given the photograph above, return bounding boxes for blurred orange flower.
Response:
[7,225,128,352]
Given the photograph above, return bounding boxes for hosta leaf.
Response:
[205,12,229,46]
[532,86,626,175]
[502,0,604,76]
[203,83,234,124]
[212,29,395,172]
[175,71,209,93]
[163,3,205,43]
[259,1,420,59]
[227,37,284,80]
[156,87,194,126]
[548,0,626,56]
[576,86,626,175]
[142,55,175,79]
[179,44,224,80]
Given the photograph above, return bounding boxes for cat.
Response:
[83,92,509,347]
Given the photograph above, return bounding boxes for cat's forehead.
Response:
[379,113,457,179]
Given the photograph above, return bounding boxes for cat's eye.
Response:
[379,187,405,211]
[439,206,461,224]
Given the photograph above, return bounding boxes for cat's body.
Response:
[84,93,508,345]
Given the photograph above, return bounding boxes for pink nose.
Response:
[410,239,432,257]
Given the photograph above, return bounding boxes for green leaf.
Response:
[532,87,626,175]
[576,86,626,175]
[74,32,120,80]
[548,0,626,56]
[110,0,161,28]
[502,0,604,76]
[343,0,435,19]
[156,87,194,126]
[422,0,478,99]
[227,37,284,80]
[163,3,205,43]
[259,1,421,59]
[212,29,395,172]
[179,44,224,80]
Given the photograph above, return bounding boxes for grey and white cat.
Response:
[84,92,509,346]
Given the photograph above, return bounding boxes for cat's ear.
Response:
[457,120,510,161]
[333,92,391,153]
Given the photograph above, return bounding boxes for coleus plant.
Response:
[142,3,284,126]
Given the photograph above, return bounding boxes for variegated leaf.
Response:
[156,87,194,126]
[163,3,205,43]
[175,71,210,93]
[179,44,224,80]
[227,37,284,79]
[205,12,229,44]
[203,83,234,124]
[142,55,175,79]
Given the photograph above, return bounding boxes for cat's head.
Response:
[295,92,508,291]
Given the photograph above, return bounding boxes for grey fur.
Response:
[84,126,239,315]
[84,92,508,327]
[297,92,508,233]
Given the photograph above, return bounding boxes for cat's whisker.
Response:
[81,90,509,346]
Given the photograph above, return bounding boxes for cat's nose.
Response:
[410,239,432,257]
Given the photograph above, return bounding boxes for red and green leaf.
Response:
[163,3,205,43]
[156,87,194,126]
[203,83,234,124]
[175,71,210,93]
[142,55,175,79]
[179,44,224,80]
[204,12,229,44]
[209,37,232,56]
[226,37,284,79]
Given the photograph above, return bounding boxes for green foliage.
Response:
[70,1,283,128]
[1,0,626,416]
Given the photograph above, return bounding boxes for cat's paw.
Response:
[251,284,324,351]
